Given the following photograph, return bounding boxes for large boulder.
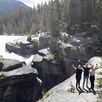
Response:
[48,37,90,61]
[0,66,42,102]
[47,34,102,77]
[6,38,39,57]
[0,59,25,71]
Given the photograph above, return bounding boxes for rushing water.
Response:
[0,35,34,65]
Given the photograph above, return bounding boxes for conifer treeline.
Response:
[0,0,102,36]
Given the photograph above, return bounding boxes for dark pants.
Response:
[76,76,82,92]
[90,75,95,89]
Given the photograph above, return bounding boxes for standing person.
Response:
[82,63,91,91]
[89,64,98,92]
[72,61,83,93]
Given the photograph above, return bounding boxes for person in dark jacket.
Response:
[82,63,91,91]
[72,61,83,93]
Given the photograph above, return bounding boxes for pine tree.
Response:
[49,0,60,37]
[30,22,36,34]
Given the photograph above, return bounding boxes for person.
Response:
[89,64,98,92]
[82,63,91,91]
[72,61,83,93]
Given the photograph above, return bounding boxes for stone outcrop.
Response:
[0,66,42,102]
[38,74,98,102]
[39,36,51,49]
[6,33,99,60]
[32,33,102,93]
[1,59,25,71]
[31,48,67,92]
[5,33,102,94]
[32,59,67,92]
[37,57,102,102]
[6,38,39,57]
[5,36,51,57]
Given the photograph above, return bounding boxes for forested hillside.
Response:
[0,0,102,36]
[0,0,27,15]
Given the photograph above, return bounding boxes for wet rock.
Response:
[6,38,38,57]
[48,37,89,61]
[0,66,42,102]
[39,36,51,49]
[32,48,67,92]
[0,59,24,71]
[32,59,67,92]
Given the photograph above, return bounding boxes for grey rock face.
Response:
[32,59,67,92]
[29,35,94,92]
[31,47,67,92]
[1,59,24,71]
[6,42,38,57]
[0,66,42,102]
[0,74,41,102]
[5,34,101,95]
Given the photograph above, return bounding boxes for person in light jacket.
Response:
[89,64,98,91]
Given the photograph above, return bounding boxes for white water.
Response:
[0,35,35,65]
[0,35,102,67]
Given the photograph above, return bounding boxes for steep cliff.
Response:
[38,57,102,102]
[0,66,42,102]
